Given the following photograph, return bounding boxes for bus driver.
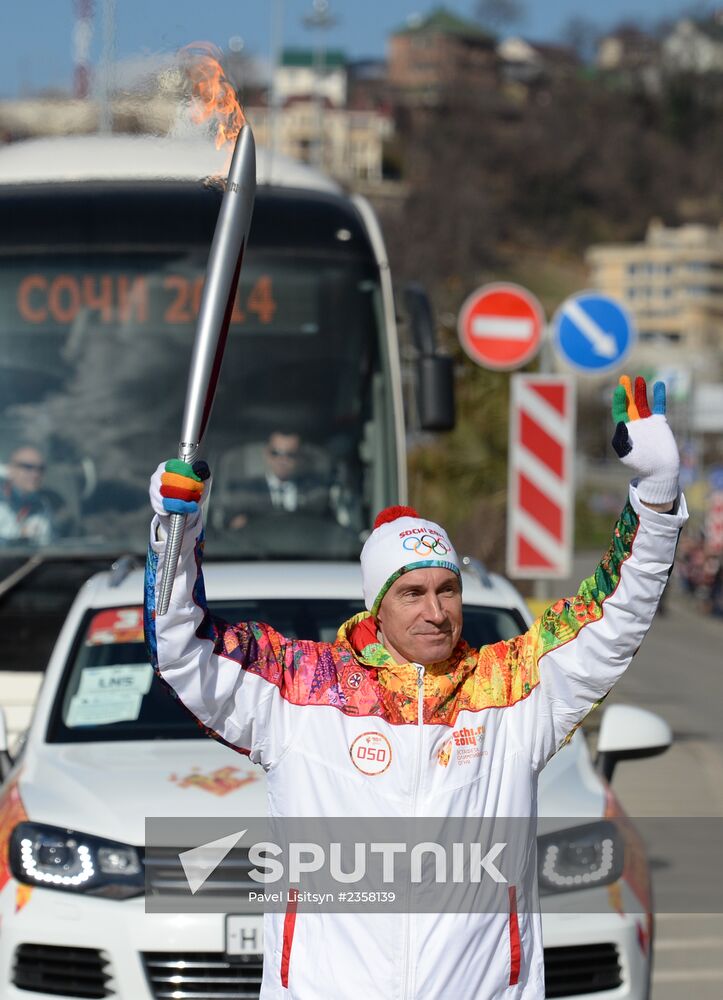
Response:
[144,376,686,999]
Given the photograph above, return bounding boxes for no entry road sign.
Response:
[554,291,635,374]
[507,374,576,579]
[458,283,544,371]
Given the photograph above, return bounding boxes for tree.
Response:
[376,51,723,561]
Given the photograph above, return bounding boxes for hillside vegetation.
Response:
[377,71,723,565]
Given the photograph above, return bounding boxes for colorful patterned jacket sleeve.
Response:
[144,512,308,769]
[495,484,687,772]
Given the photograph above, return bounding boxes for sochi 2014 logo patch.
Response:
[437,725,487,766]
[350,732,392,776]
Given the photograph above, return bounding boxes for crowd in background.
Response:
[676,533,723,618]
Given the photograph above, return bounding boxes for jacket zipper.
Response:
[401,663,425,1000]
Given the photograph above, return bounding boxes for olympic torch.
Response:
[156,124,256,616]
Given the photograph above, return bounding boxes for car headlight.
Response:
[537,821,624,894]
[10,822,144,899]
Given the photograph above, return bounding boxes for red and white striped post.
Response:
[507,374,576,579]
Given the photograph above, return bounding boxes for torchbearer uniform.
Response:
[144,486,685,999]
[145,375,685,998]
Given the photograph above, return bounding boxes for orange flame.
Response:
[182,42,246,150]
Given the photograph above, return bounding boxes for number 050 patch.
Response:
[349,732,392,776]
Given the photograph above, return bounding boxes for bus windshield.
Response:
[0,182,397,562]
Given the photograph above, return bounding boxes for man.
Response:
[228,430,330,529]
[0,445,54,546]
[145,377,686,999]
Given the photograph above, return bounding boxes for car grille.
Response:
[145,846,257,897]
[143,944,621,1000]
[143,953,263,1000]
[12,943,114,998]
[544,943,622,997]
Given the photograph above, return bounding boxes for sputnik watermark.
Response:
[177,830,507,894]
[244,840,507,885]
[146,815,723,916]
[145,816,530,914]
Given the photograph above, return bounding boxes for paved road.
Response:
[562,555,723,999]
[612,597,723,999]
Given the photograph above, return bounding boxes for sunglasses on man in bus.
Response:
[12,461,46,472]
[268,449,299,459]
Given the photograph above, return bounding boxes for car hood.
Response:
[18,739,267,845]
[17,734,607,847]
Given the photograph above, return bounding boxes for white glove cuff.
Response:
[636,475,679,505]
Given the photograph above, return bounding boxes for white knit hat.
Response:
[360,506,461,614]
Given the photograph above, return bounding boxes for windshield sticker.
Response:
[169,766,259,797]
[66,691,143,727]
[86,608,144,646]
[78,664,153,697]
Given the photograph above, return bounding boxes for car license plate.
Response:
[226,915,264,956]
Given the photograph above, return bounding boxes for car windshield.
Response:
[46,600,526,744]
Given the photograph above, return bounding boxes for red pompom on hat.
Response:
[373,506,419,529]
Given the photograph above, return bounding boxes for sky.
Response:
[2,0,714,99]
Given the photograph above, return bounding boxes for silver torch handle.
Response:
[156,124,256,616]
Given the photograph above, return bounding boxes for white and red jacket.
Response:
[144,486,686,999]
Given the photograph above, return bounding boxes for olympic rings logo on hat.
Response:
[402,534,451,557]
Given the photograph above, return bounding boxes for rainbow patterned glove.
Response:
[611,375,680,505]
[149,459,210,517]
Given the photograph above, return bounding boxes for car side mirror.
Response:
[0,707,13,781]
[595,704,672,783]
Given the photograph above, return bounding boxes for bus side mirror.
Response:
[404,283,456,432]
[416,355,455,432]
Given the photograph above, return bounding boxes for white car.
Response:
[0,560,671,999]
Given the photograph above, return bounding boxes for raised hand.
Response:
[149,459,210,518]
[611,375,680,505]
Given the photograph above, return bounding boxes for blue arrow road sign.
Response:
[553,291,636,373]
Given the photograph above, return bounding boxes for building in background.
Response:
[596,27,661,73]
[587,221,723,452]
[587,220,723,361]
[248,99,393,182]
[388,7,497,105]
[248,46,393,183]
[595,26,662,93]
[275,47,347,107]
[498,37,580,87]
[662,13,723,74]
